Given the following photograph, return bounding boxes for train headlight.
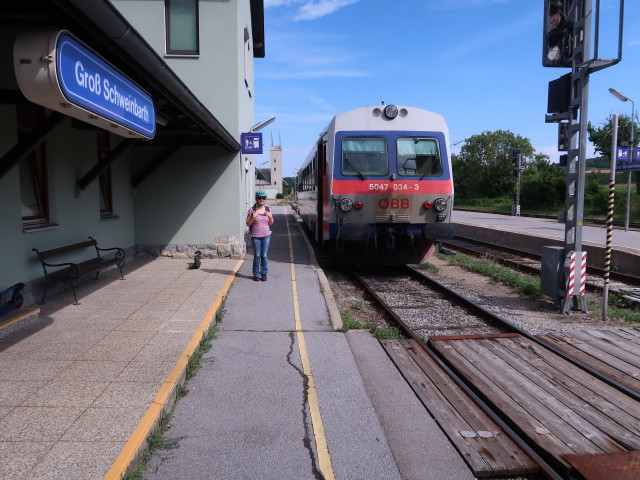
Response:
[383,104,398,119]
[339,198,354,212]
[354,201,363,209]
[433,198,447,212]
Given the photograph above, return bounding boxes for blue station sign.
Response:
[56,33,155,138]
[616,147,640,172]
[616,147,631,161]
[241,133,263,154]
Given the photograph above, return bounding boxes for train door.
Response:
[316,140,327,245]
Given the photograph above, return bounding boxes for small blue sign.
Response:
[634,147,640,162]
[616,147,631,161]
[56,33,155,138]
[241,133,263,154]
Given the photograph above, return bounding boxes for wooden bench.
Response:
[32,236,125,305]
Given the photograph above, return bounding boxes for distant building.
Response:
[255,144,283,198]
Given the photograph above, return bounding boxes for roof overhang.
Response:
[0,0,258,151]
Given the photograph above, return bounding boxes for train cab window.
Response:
[397,137,443,177]
[341,137,388,177]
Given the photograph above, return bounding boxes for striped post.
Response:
[567,251,576,298]
[578,251,587,296]
[603,114,618,320]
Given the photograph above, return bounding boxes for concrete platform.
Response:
[452,209,640,275]
[0,205,474,480]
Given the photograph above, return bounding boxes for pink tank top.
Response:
[248,207,272,238]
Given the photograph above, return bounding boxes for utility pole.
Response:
[511,149,521,216]
[542,0,624,314]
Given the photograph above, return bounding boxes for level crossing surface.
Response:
[143,206,474,480]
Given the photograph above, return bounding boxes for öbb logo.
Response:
[378,198,409,209]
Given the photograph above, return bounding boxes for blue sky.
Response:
[253,0,639,177]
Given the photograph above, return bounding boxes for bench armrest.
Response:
[95,246,125,259]
[36,259,80,278]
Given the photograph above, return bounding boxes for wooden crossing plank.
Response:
[494,337,640,451]
[472,338,632,453]
[401,340,539,476]
[538,330,640,394]
[572,330,640,369]
[380,339,538,477]
[428,337,575,471]
[429,335,640,473]
[441,339,609,461]
[617,327,640,342]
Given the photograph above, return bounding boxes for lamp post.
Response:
[608,88,635,232]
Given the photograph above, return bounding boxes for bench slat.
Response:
[39,240,96,258]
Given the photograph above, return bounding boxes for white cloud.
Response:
[264,0,360,21]
[294,0,360,20]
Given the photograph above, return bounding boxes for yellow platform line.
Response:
[104,259,243,480]
[285,210,335,480]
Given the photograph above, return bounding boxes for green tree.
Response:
[520,155,565,210]
[588,114,639,193]
[453,130,535,201]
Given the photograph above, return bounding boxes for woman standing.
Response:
[246,191,274,281]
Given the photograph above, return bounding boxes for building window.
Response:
[98,131,113,217]
[165,0,199,55]
[244,26,250,87]
[18,104,49,227]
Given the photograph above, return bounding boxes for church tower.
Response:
[270,142,283,196]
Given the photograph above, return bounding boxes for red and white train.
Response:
[295,104,455,265]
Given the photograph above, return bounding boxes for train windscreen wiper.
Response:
[344,155,367,180]
[420,156,440,180]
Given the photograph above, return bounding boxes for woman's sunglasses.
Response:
[257,196,267,200]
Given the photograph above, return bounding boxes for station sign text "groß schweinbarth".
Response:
[14,30,155,139]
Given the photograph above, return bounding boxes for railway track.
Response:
[441,235,640,297]
[350,265,640,480]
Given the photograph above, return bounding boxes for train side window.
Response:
[397,137,443,177]
[341,137,388,177]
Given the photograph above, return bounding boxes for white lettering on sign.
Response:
[75,61,101,95]
[103,79,149,123]
[73,61,149,123]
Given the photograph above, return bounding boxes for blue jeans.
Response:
[252,235,271,277]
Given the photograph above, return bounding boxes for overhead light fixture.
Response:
[608,88,630,103]
[251,116,276,132]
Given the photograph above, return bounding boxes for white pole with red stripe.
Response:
[567,250,587,297]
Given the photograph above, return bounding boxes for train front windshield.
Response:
[397,137,442,177]
[340,135,443,179]
[341,137,389,177]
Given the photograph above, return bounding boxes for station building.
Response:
[0,0,265,305]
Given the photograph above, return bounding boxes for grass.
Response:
[431,251,541,299]
[339,309,405,340]
[355,298,367,311]
[123,305,224,480]
[431,252,640,325]
[418,262,440,274]
[588,294,640,325]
